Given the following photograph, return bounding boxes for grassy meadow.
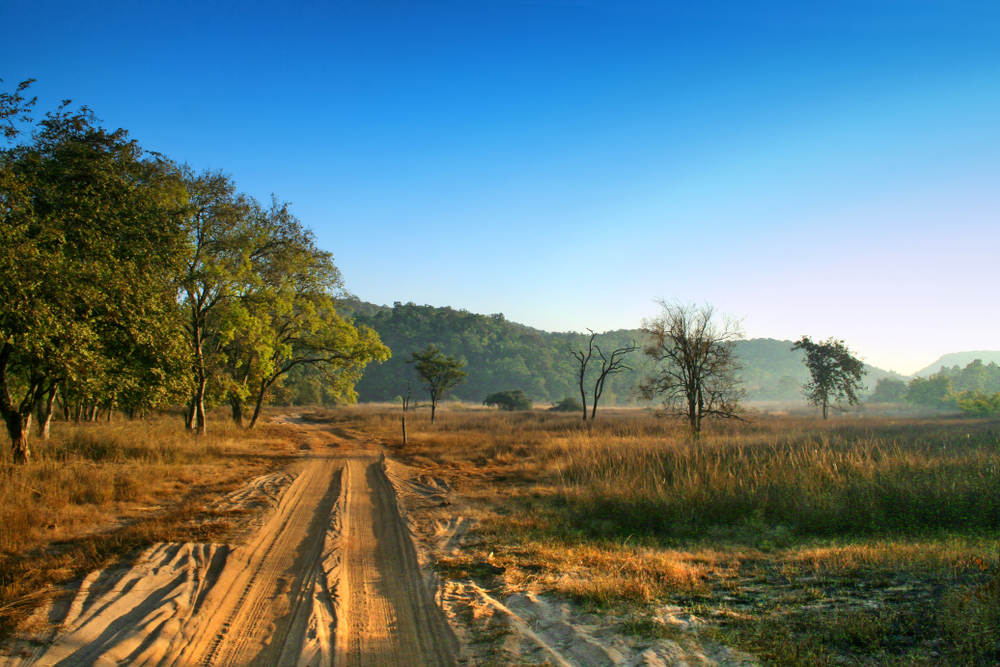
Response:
[327,403,1000,667]
[0,412,297,635]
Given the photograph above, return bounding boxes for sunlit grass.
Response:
[322,403,1000,666]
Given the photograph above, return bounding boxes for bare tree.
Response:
[591,339,637,421]
[570,330,637,422]
[638,300,747,435]
[569,330,596,422]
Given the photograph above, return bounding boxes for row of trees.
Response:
[869,360,1000,414]
[403,300,873,434]
[1,81,388,462]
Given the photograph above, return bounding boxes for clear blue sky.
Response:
[4,0,999,374]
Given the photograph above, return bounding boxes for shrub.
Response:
[549,396,583,412]
[483,389,533,412]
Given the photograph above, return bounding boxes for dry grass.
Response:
[319,404,1000,666]
[0,411,296,635]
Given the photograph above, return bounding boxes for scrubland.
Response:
[331,404,1000,667]
[0,413,296,634]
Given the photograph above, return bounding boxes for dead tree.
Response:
[591,340,637,420]
[569,330,596,422]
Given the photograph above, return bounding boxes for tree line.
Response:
[0,81,388,462]
[868,360,1000,415]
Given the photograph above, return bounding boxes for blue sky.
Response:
[4,0,999,374]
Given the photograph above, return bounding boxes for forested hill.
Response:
[913,351,1000,378]
[347,302,895,404]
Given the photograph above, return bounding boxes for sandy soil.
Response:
[0,418,757,667]
[0,420,457,667]
[384,458,761,667]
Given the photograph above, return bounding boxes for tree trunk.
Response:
[191,316,208,435]
[87,404,98,422]
[430,397,437,424]
[247,381,268,430]
[4,411,31,464]
[579,388,588,422]
[230,395,244,427]
[402,415,407,444]
[184,400,195,431]
[192,376,207,435]
[194,395,207,435]
[36,385,57,440]
[822,397,829,420]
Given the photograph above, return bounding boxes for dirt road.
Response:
[2,424,457,667]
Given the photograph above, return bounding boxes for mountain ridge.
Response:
[343,300,914,403]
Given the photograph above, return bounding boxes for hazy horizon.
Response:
[5,1,998,376]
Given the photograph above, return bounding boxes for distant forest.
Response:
[341,301,900,405]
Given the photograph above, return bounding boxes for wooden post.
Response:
[401,382,411,445]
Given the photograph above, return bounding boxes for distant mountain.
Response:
[913,351,1000,378]
[343,301,895,403]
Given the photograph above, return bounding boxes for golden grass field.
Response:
[336,403,1000,667]
[2,404,998,666]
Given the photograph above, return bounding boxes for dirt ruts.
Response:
[0,426,458,667]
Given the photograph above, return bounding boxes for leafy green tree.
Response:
[792,336,868,419]
[868,377,908,404]
[955,391,1000,417]
[0,106,185,461]
[905,374,955,409]
[1,78,36,142]
[483,389,532,411]
[408,345,467,423]
[214,198,390,428]
[638,301,747,435]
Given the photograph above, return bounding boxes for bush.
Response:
[483,390,533,412]
[956,391,1000,416]
[549,396,583,412]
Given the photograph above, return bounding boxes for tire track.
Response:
[334,455,458,667]
[1,426,458,667]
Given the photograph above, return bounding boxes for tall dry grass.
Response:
[331,405,1000,540]
[323,404,1000,665]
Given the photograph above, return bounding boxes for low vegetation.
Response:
[334,403,1000,666]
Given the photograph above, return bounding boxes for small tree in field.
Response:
[408,345,467,423]
[569,329,637,422]
[483,389,532,412]
[793,336,867,419]
[638,300,746,435]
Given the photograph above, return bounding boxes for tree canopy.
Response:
[793,336,868,419]
[0,83,387,458]
[408,344,467,422]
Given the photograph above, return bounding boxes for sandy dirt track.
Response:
[0,424,458,667]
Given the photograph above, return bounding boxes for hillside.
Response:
[346,302,895,404]
[913,351,1000,378]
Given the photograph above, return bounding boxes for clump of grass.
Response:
[940,569,1000,664]
[555,421,1000,540]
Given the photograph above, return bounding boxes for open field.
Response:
[326,403,1000,667]
[1,405,997,665]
